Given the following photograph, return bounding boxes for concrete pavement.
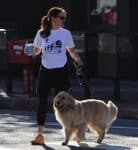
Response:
[0,109,138,150]
[0,77,138,150]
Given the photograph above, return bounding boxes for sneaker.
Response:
[31,134,45,145]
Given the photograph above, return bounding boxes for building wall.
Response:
[0,0,57,38]
[0,0,138,37]
[0,0,90,38]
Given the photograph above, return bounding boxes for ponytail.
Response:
[40,7,66,38]
[40,15,51,38]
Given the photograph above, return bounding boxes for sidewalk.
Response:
[0,78,138,120]
[0,109,138,150]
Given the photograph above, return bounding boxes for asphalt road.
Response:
[0,109,138,150]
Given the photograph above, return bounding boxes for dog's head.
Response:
[53,91,75,112]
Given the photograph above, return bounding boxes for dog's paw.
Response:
[62,141,68,145]
[94,139,102,144]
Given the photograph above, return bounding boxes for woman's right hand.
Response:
[33,47,42,55]
[24,43,33,56]
[24,44,41,56]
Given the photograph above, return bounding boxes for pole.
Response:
[83,33,91,98]
[113,32,120,101]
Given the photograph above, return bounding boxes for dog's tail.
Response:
[107,100,118,120]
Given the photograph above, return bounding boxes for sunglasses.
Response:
[56,16,66,20]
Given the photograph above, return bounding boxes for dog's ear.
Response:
[65,99,75,111]
[64,104,73,111]
[68,103,74,110]
[58,95,65,101]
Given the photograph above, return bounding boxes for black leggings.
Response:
[37,65,70,125]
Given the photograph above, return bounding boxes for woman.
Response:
[31,7,83,145]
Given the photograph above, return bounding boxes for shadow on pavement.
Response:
[68,143,131,150]
[42,144,56,150]
[29,142,132,150]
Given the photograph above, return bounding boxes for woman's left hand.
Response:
[73,62,83,76]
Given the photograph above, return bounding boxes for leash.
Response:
[72,62,83,86]
[72,61,91,98]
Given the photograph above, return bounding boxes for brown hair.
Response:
[40,7,66,38]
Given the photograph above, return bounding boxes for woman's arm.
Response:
[67,48,83,75]
[67,48,83,66]
[33,29,42,55]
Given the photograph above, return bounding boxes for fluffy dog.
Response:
[53,91,118,145]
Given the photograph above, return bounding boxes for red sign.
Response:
[8,40,36,64]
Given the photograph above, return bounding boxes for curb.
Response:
[0,96,138,120]
[117,104,138,120]
[0,96,53,112]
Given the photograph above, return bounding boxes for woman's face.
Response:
[51,12,66,28]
